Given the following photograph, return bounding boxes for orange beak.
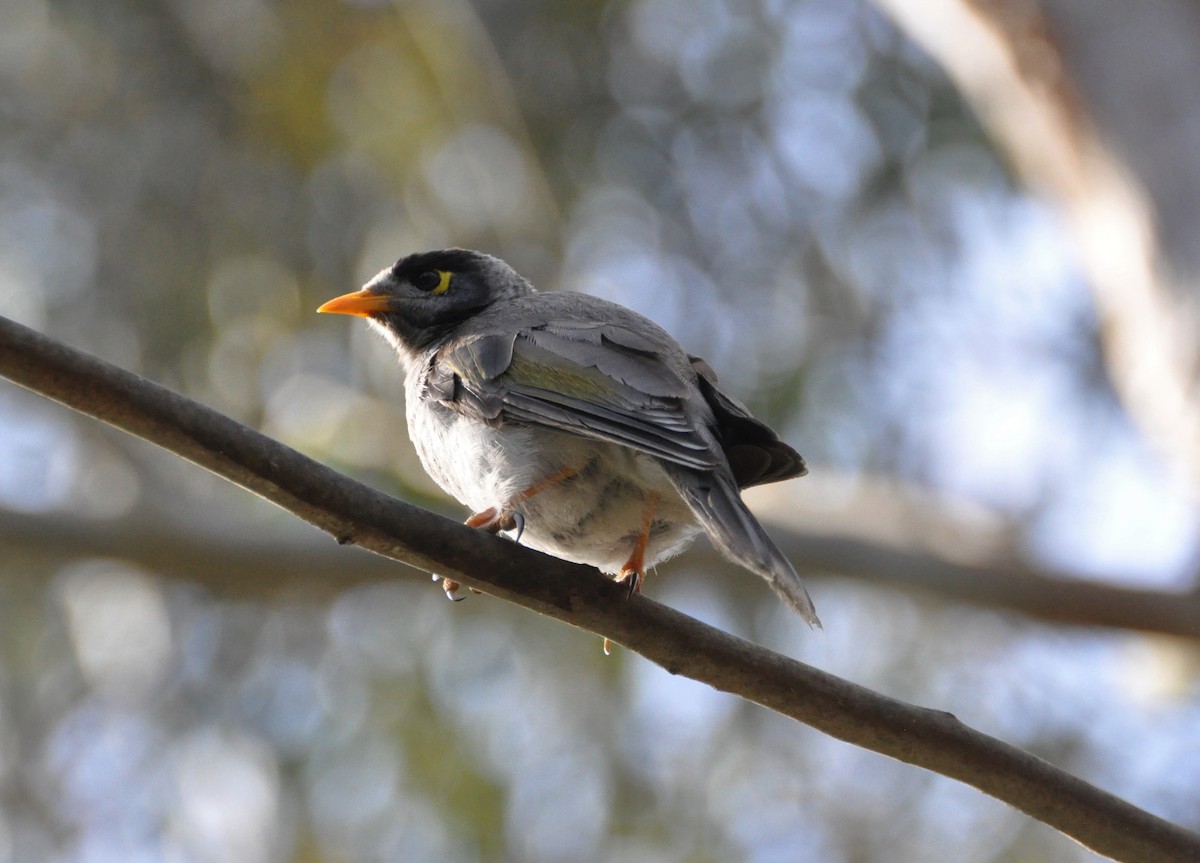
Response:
[316,289,397,317]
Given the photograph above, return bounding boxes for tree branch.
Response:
[0,313,1195,862]
[789,529,1200,639]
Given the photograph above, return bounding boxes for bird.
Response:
[318,248,820,630]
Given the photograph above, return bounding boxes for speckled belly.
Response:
[511,439,702,573]
[409,403,701,574]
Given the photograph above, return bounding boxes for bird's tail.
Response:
[672,471,821,627]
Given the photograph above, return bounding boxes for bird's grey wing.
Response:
[430,319,819,624]
[689,356,807,489]
[427,324,720,471]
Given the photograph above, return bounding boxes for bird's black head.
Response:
[317,248,534,359]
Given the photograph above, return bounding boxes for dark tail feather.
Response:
[672,470,821,627]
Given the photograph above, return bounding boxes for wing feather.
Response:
[430,321,719,471]
[689,356,807,488]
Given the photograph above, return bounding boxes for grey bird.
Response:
[318,249,819,627]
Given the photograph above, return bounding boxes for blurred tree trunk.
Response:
[875,0,1200,499]
[1040,0,1200,278]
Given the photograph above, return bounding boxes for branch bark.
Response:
[0,313,1196,862]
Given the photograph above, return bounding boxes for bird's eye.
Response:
[417,271,446,291]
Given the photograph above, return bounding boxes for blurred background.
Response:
[1,0,1199,860]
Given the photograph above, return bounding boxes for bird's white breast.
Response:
[404,378,700,574]
[406,393,540,514]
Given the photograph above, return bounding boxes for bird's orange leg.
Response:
[440,463,587,600]
[511,463,586,504]
[617,491,659,596]
[604,492,660,655]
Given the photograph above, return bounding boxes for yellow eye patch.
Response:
[433,270,452,295]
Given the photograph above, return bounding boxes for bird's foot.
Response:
[616,566,644,598]
[603,568,645,656]
[433,573,468,602]
[438,508,527,601]
[617,492,656,599]
[465,506,524,540]
[603,494,659,655]
[436,574,482,601]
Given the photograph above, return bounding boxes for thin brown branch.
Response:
[5,501,1199,641]
[0,313,1196,862]
[787,529,1200,639]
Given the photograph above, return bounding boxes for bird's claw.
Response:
[433,574,478,601]
[441,577,466,602]
[617,568,643,598]
[439,507,528,601]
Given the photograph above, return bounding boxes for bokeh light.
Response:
[0,0,1195,861]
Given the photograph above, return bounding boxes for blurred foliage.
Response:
[0,0,1197,861]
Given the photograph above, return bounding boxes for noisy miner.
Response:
[318,249,819,628]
